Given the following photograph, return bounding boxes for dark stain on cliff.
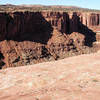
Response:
[5,12,53,44]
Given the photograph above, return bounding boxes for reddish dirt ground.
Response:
[0,52,100,100]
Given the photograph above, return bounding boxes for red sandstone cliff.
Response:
[0,11,99,68]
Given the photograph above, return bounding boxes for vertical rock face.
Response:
[75,12,100,30]
[41,12,69,33]
[4,12,53,44]
[89,13,100,26]
[0,13,8,40]
[0,11,99,68]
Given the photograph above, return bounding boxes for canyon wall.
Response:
[0,11,100,68]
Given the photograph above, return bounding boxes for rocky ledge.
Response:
[0,11,100,68]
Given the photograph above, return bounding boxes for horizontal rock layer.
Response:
[0,11,100,68]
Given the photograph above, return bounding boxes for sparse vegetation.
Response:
[0,4,100,12]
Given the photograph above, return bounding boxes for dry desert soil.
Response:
[0,52,100,100]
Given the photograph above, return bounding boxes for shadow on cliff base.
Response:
[5,12,53,44]
[67,12,96,47]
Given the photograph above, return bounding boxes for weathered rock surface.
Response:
[0,52,100,100]
[0,11,100,68]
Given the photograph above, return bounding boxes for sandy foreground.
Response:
[0,52,100,100]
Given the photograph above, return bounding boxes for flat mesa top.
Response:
[0,5,100,13]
